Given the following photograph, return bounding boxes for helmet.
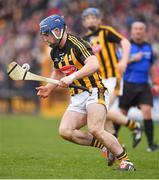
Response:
[39,15,65,39]
[81,8,101,19]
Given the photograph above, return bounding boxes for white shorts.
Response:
[102,77,123,96]
[67,88,109,114]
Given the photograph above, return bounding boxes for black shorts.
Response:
[119,81,153,110]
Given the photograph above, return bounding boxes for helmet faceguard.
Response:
[51,28,64,40]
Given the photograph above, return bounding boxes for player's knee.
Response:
[59,127,72,140]
[143,111,151,119]
[120,108,128,115]
[141,107,151,119]
[88,125,103,138]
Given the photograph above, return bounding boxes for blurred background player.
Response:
[118,21,159,152]
[36,14,136,171]
[81,8,142,165]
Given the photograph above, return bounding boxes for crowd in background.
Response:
[0,0,159,113]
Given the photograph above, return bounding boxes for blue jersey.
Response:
[124,40,154,83]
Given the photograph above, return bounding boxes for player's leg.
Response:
[59,109,117,154]
[139,104,154,149]
[118,81,143,148]
[113,108,128,139]
[107,109,140,130]
[87,103,121,154]
[103,78,123,138]
[105,97,142,149]
[87,102,135,170]
[101,122,116,167]
[86,88,136,171]
[109,81,141,133]
[104,119,116,134]
[59,91,105,149]
[59,110,94,145]
[103,78,140,166]
[104,79,142,141]
[138,84,159,151]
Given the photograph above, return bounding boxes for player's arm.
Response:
[120,38,131,65]
[107,27,131,73]
[149,50,159,94]
[148,47,159,94]
[148,47,156,84]
[59,55,99,87]
[36,68,63,98]
[59,38,99,87]
[150,65,159,94]
[46,68,64,89]
[107,27,131,64]
[128,52,143,64]
[117,38,131,74]
[71,55,99,79]
[150,65,157,84]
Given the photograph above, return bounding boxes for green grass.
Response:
[0,115,159,179]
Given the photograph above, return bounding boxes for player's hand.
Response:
[152,84,159,95]
[92,44,101,53]
[116,61,127,75]
[132,52,143,62]
[59,76,73,88]
[36,86,52,98]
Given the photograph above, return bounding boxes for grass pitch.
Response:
[0,115,159,179]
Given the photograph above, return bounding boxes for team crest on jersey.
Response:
[60,65,77,75]
[54,58,59,62]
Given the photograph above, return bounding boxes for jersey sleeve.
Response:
[106,27,124,43]
[73,37,94,64]
[50,49,59,69]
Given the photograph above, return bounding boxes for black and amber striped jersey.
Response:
[83,25,124,80]
[50,34,104,95]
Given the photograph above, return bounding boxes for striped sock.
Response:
[90,137,105,149]
[126,119,138,130]
[116,150,130,162]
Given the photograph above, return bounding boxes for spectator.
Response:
[0,0,158,114]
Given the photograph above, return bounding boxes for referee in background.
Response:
[119,21,159,152]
